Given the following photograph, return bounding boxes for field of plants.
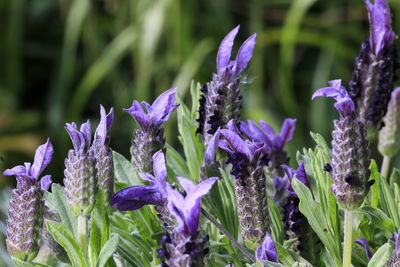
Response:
[1,0,400,266]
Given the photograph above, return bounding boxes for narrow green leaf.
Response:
[292,178,341,266]
[268,197,284,244]
[367,243,393,267]
[97,234,119,267]
[112,151,141,186]
[89,191,109,267]
[45,220,87,267]
[44,184,77,233]
[369,160,380,208]
[380,173,400,228]
[166,144,190,178]
[359,206,395,238]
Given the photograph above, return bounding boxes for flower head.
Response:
[111,151,167,211]
[3,139,54,185]
[312,79,355,117]
[124,88,179,130]
[366,0,395,55]
[256,232,278,263]
[240,119,296,154]
[167,177,218,238]
[217,26,257,79]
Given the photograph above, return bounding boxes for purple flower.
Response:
[111,151,168,211]
[240,119,296,154]
[256,231,278,263]
[312,79,355,117]
[124,88,179,131]
[65,120,92,153]
[197,27,256,147]
[3,139,53,261]
[217,25,257,79]
[355,238,373,260]
[366,0,395,55]
[282,163,309,194]
[167,176,218,237]
[4,139,54,185]
[92,105,114,149]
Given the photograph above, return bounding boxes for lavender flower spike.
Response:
[91,105,115,203]
[388,231,400,266]
[379,87,400,158]
[197,26,256,147]
[313,80,371,210]
[162,177,217,266]
[256,231,278,263]
[3,139,53,261]
[111,151,174,229]
[64,120,97,216]
[125,88,179,173]
[348,0,398,137]
[217,128,269,244]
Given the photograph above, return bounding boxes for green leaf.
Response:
[166,144,190,178]
[176,87,204,181]
[113,151,141,186]
[389,168,400,188]
[97,234,119,267]
[44,184,77,233]
[380,172,400,228]
[268,197,284,244]
[89,191,109,267]
[275,243,295,266]
[292,178,341,266]
[358,206,395,238]
[367,243,393,267]
[45,220,87,267]
[369,160,380,208]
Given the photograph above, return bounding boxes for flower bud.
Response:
[379,88,400,158]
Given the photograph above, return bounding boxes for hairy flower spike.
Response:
[348,0,398,137]
[379,87,400,158]
[3,140,53,261]
[91,105,114,203]
[125,88,179,173]
[64,121,97,216]
[163,177,217,267]
[209,127,269,244]
[198,26,256,147]
[313,80,371,210]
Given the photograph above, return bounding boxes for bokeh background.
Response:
[0,0,399,264]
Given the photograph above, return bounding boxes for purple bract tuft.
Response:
[256,232,278,263]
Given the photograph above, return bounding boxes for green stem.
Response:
[77,215,87,254]
[201,208,256,263]
[380,155,391,179]
[343,209,353,267]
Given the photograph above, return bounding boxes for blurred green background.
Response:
[0,0,399,264]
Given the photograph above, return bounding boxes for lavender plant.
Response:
[3,3,400,266]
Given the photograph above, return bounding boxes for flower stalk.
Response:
[343,209,353,267]
[77,216,87,254]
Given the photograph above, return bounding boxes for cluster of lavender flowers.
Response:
[3,0,400,266]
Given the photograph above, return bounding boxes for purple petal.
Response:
[355,238,373,260]
[3,165,27,176]
[334,99,355,117]
[275,119,296,151]
[219,129,252,160]
[205,131,221,165]
[124,100,150,129]
[366,0,394,55]
[217,26,240,74]
[153,151,167,186]
[40,175,52,191]
[80,120,92,150]
[93,105,113,148]
[180,177,218,237]
[273,176,289,204]
[65,123,82,151]
[256,232,278,263]
[240,120,269,144]
[149,88,178,126]
[31,139,54,179]
[232,33,256,76]
[259,120,276,141]
[111,185,164,211]
[166,185,186,227]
